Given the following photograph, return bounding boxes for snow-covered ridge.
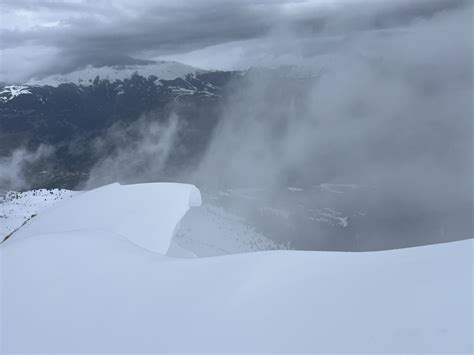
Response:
[25,60,207,87]
[0,188,79,240]
[1,185,283,256]
[2,227,472,352]
[1,181,471,352]
[0,85,32,102]
[7,182,201,254]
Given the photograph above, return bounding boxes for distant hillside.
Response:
[0,63,241,189]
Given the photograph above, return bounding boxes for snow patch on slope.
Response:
[0,85,32,102]
[174,204,285,256]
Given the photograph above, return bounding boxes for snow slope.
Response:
[9,182,201,254]
[25,61,206,87]
[175,204,285,256]
[1,182,472,353]
[2,233,472,353]
[0,188,79,241]
[0,186,280,256]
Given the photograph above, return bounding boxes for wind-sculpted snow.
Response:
[2,231,472,353]
[6,182,202,254]
[1,182,472,352]
[0,186,282,256]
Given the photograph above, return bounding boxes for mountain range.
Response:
[0,61,240,189]
[1,61,470,252]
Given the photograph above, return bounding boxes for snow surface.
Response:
[0,186,281,257]
[8,182,201,254]
[2,234,472,353]
[1,182,472,353]
[0,189,79,241]
[25,61,206,87]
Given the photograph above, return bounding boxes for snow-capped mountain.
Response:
[0,61,233,105]
[25,60,207,87]
[0,63,240,189]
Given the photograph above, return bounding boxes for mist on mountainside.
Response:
[79,3,472,250]
[0,0,472,251]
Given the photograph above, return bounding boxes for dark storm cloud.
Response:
[0,0,469,80]
[1,0,277,78]
[289,0,469,34]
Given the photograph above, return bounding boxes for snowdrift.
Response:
[8,182,202,254]
[1,182,472,353]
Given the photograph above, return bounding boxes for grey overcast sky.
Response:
[0,0,471,82]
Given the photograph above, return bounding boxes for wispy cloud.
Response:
[0,145,55,191]
[84,112,182,189]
